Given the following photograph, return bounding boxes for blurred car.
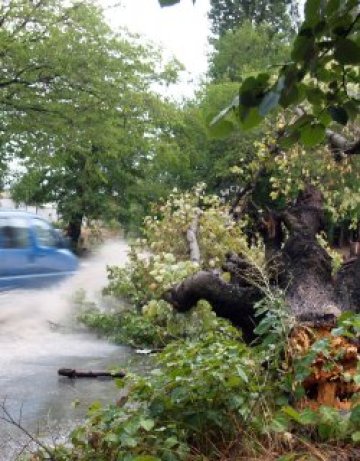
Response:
[0,210,78,290]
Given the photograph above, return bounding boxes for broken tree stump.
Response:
[289,323,360,410]
[58,368,125,379]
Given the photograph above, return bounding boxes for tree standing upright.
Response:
[3,0,181,248]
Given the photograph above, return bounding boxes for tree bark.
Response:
[163,269,262,343]
[66,213,83,252]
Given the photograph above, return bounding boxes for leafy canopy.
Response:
[208,0,299,36]
[160,0,360,149]
[5,0,182,233]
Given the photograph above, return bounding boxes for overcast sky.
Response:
[100,0,306,99]
[101,0,211,98]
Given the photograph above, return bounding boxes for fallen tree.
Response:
[164,182,360,342]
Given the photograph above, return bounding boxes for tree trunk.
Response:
[67,214,83,253]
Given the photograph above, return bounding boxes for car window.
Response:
[32,219,57,247]
[0,217,30,249]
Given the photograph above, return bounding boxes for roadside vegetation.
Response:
[42,185,360,461]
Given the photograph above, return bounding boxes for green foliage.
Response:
[78,303,170,349]
[104,248,199,307]
[39,283,360,460]
[3,0,182,233]
[209,22,291,83]
[209,0,359,147]
[143,184,265,268]
[43,326,265,461]
[264,137,360,225]
[316,233,343,274]
[208,0,299,36]
[78,186,264,349]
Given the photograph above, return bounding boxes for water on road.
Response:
[0,240,135,460]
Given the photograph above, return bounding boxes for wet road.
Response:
[0,241,135,459]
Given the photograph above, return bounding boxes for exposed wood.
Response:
[58,368,125,379]
[290,324,360,411]
[186,210,202,263]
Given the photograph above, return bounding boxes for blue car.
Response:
[0,210,78,290]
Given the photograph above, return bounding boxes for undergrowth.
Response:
[36,295,360,461]
[50,187,360,461]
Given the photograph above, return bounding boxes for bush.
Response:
[78,185,264,349]
[43,325,264,461]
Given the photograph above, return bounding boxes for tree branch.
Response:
[186,209,202,263]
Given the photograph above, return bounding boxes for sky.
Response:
[101,0,211,98]
[99,0,306,99]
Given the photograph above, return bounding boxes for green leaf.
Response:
[120,433,138,448]
[318,422,332,440]
[279,84,302,108]
[331,327,345,336]
[227,375,241,387]
[104,433,119,444]
[239,107,262,130]
[236,365,249,383]
[158,0,180,6]
[350,405,360,424]
[88,401,102,413]
[304,0,322,26]
[306,87,324,106]
[291,36,316,62]
[338,311,356,322]
[298,408,317,425]
[282,406,303,424]
[300,123,326,147]
[164,437,179,448]
[208,119,235,139]
[140,418,155,431]
[352,431,360,443]
[318,111,332,127]
[270,413,289,432]
[334,39,360,65]
[328,106,349,125]
[325,0,340,17]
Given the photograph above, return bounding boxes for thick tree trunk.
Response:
[279,185,340,320]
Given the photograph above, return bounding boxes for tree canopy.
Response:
[3,0,181,243]
[208,0,299,36]
[208,21,290,83]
